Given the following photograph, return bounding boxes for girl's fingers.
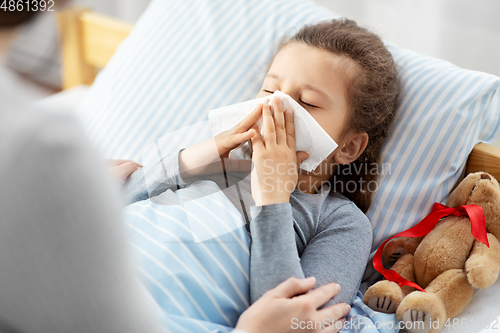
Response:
[250,125,265,150]
[220,129,255,151]
[262,103,276,145]
[234,102,266,134]
[273,98,287,145]
[284,108,296,151]
[216,103,262,155]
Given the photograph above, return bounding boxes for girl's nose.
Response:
[278,90,299,104]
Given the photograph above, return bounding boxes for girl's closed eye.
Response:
[300,99,318,108]
[262,89,318,108]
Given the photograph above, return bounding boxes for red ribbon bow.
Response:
[373,203,488,292]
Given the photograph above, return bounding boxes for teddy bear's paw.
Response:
[396,292,446,333]
[388,246,407,265]
[401,310,434,333]
[466,262,498,289]
[363,280,404,313]
[366,296,399,313]
[465,236,500,289]
[383,239,409,267]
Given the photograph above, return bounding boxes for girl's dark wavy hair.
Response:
[281,19,401,212]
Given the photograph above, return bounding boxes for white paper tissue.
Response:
[208,90,338,172]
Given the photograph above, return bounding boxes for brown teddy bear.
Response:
[363,172,500,333]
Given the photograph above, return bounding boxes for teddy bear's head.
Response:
[446,172,500,240]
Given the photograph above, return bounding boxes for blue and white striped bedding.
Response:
[124,181,250,332]
[75,0,500,331]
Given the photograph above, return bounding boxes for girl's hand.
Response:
[251,98,309,206]
[214,102,264,158]
[179,103,263,178]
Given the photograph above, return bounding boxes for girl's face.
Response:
[256,42,352,145]
[256,42,368,176]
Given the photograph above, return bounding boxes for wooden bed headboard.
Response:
[465,143,500,181]
[57,6,133,90]
[56,6,500,181]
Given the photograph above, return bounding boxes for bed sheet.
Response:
[440,278,500,333]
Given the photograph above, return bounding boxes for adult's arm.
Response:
[249,200,372,307]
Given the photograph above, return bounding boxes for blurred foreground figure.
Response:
[0,58,169,333]
[0,6,170,332]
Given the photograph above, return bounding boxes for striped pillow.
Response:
[76,0,500,274]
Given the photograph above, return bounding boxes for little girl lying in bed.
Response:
[122,18,400,329]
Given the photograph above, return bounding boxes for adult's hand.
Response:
[235,277,350,333]
[106,159,142,183]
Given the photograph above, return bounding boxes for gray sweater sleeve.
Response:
[249,204,304,304]
[249,200,372,307]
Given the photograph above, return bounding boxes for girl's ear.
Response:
[334,131,369,165]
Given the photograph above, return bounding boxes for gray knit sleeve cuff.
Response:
[249,203,296,258]
[249,203,292,221]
